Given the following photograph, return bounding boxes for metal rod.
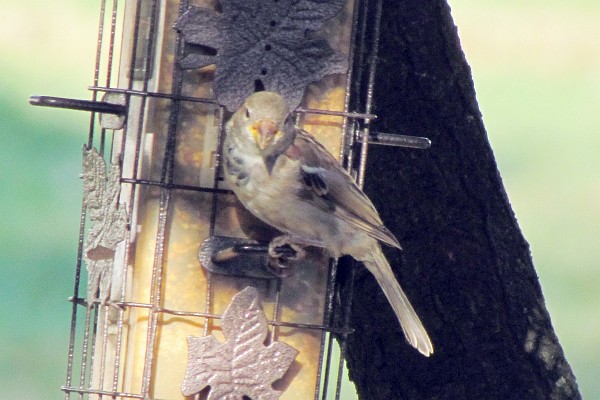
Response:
[345,0,370,175]
[77,306,94,399]
[212,242,297,263]
[339,0,363,165]
[356,0,383,189]
[112,293,127,395]
[209,106,226,236]
[89,86,381,121]
[62,386,144,399]
[29,95,126,115]
[97,305,110,396]
[108,0,133,395]
[335,260,357,400]
[358,131,432,149]
[126,0,144,87]
[64,200,88,400]
[203,98,226,340]
[105,0,119,89]
[125,0,147,194]
[141,189,170,396]
[295,107,376,121]
[88,0,107,149]
[69,297,355,335]
[90,85,219,105]
[138,0,163,396]
[119,177,232,195]
[315,259,339,400]
[269,278,283,343]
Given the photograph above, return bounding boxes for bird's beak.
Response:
[252,119,278,150]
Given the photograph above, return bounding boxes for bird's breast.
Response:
[223,142,368,256]
[225,150,312,230]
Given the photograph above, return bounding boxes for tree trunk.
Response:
[344,1,581,399]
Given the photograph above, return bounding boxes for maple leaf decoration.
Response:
[175,0,348,111]
[181,287,298,399]
[82,147,127,306]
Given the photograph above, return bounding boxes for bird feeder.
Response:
[30,0,430,399]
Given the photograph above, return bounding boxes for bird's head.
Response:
[229,91,293,154]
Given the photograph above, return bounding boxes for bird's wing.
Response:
[285,129,401,249]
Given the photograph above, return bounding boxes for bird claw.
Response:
[266,237,309,278]
[268,242,306,261]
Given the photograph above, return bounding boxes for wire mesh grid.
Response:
[61,0,383,398]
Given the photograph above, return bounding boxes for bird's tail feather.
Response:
[363,246,433,356]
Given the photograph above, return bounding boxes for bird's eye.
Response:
[245,107,251,119]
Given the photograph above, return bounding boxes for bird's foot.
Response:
[267,235,315,277]
[268,241,306,262]
[268,234,324,259]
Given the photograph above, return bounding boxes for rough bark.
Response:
[343,1,581,399]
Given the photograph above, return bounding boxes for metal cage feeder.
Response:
[31,0,430,399]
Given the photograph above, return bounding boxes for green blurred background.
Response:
[0,0,597,398]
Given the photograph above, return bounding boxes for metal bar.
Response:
[91,86,219,105]
[89,306,102,398]
[315,259,339,400]
[112,297,127,395]
[119,177,231,194]
[345,0,370,175]
[93,0,106,91]
[106,0,132,394]
[269,278,283,343]
[137,0,163,396]
[205,105,227,337]
[28,96,126,116]
[63,200,88,400]
[295,107,376,121]
[97,0,110,158]
[211,242,296,262]
[209,106,226,237]
[61,386,144,399]
[77,306,94,399]
[202,270,212,339]
[353,0,369,112]
[338,0,362,164]
[87,0,108,149]
[99,125,107,156]
[97,306,110,396]
[356,0,383,189]
[98,0,121,159]
[108,1,126,388]
[126,0,144,87]
[105,0,119,89]
[334,261,357,400]
[141,190,170,396]
[358,132,432,149]
[90,86,380,121]
[69,298,354,335]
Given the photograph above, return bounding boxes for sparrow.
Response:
[223,91,433,356]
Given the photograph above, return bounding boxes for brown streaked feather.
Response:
[287,129,402,249]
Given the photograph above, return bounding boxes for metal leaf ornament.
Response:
[181,287,298,399]
[175,0,348,111]
[82,147,127,306]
